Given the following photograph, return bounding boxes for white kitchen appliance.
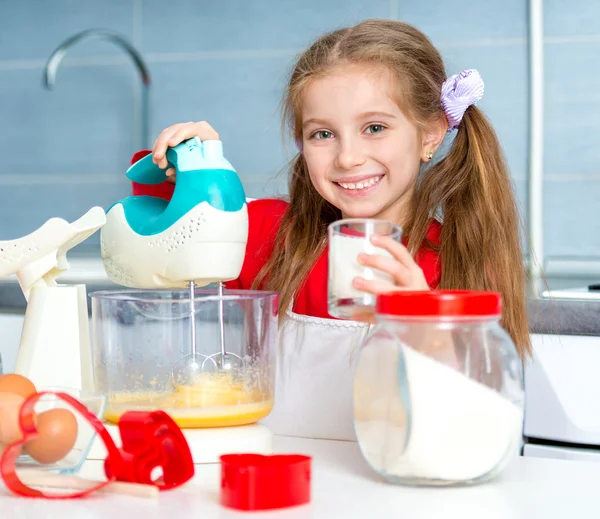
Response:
[0,207,106,391]
[523,286,600,463]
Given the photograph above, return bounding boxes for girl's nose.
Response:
[334,139,366,170]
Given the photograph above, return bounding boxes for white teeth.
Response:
[337,176,382,190]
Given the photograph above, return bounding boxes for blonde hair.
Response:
[253,19,530,359]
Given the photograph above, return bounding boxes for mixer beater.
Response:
[172,279,244,387]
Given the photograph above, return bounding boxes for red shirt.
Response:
[130,151,442,319]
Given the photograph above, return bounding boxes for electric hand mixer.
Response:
[87,138,276,464]
[100,138,249,385]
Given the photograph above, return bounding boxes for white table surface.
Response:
[1,435,599,518]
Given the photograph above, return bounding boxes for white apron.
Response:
[261,306,371,441]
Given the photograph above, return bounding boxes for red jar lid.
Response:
[376,290,502,317]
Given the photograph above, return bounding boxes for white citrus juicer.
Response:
[0,206,106,390]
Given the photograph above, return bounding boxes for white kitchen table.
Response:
[0,435,598,519]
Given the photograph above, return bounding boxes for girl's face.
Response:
[300,65,444,224]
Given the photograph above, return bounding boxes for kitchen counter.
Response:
[1,254,599,336]
[527,295,600,336]
[0,435,599,518]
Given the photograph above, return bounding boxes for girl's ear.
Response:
[421,114,448,162]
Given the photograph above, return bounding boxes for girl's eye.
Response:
[313,130,334,140]
[365,124,385,134]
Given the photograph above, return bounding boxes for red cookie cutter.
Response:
[0,391,195,499]
[220,453,312,511]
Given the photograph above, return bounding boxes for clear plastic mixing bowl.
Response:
[89,289,278,428]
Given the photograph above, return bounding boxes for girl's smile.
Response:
[334,173,384,196]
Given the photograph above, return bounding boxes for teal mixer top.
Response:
[109,138,246,236]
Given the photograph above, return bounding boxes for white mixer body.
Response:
[100,138,250,289]
[101,201,248,288]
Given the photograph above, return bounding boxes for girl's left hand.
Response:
[352,235,430,294]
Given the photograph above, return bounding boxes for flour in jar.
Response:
[354,345,523,483]
[328,233,395,300]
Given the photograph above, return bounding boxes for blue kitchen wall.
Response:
[0,0,597,261]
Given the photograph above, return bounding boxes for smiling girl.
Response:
[132,19,529,440]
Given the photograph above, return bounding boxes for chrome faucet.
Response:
[43,29,151,150]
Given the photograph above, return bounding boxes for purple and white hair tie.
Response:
[441,69,485,131]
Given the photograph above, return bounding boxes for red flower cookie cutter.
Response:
[220,453,312,511]
[0,391,194,499]
[105,410,194,490]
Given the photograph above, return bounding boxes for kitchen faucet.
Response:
[43,28,151,150]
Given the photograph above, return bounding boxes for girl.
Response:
[132,19,529,440]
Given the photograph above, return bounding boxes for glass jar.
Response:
[353,290,524,486]
[89,288,278,429]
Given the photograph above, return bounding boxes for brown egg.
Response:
[0,392,26,445]
[25,408,78,464]
[0,374,36,399]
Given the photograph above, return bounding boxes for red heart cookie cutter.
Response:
[0,391,194,499]
[220,453,312,511]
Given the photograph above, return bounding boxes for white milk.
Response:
[355,346,523,483]
[328,233,395,301]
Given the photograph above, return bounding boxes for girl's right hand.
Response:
[151,121,220,182]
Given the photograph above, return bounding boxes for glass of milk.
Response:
[327,218,402,320]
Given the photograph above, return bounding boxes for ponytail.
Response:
[408,106,530,358]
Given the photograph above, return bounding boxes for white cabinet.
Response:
[523,333,600,461]
[523,443,600,463]
[0,312,25,374]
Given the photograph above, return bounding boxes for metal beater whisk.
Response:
[172,280,243,385]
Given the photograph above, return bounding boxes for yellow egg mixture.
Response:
[104,372,273,428]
